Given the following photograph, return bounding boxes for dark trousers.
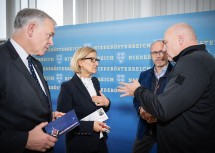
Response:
[92,139,109,153]
[132,124,156,153]
[132,135,155,153]
[68,138,109,153]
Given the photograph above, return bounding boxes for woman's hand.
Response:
[93,121,108,132]
[92,91,109,107]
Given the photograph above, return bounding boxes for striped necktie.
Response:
[27,55,49,104]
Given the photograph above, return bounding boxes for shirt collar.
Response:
[154,63,169,79]
[10,38,29,61]
[77,73,92,82]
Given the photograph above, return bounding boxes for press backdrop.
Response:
[36,10,215,153]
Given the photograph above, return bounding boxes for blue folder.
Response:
[44,110,80,137]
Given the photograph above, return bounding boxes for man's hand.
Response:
[26,122,58,152]
[117,80,141,97]
[140,107,157,123]
[52,111,65,121]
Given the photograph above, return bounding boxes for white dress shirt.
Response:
[10,38,46,94]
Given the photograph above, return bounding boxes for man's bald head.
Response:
[163,23,198,60]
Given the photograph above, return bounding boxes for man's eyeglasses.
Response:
[150,50,167,56]
[81,57,100,63]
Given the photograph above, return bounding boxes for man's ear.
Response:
[27,23,36,37]
[178,34,184,45]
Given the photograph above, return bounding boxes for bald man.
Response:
[118,23,215,153]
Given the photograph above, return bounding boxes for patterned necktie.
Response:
[27,55,49,104]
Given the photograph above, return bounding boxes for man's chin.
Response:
[156,62,168,68]
[156,61,164,66]
[91,70,97,74]
[37,51,46,56]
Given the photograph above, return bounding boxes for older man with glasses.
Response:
[132,40,173,153]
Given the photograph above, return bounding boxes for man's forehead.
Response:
[152,42,164,48]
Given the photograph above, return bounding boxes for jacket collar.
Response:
[72,73,96,101]
[173,44,206,62]
[150,62,173,78]
[5,40,52,110]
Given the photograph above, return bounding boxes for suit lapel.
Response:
[72,74,95,102]
[32,60,52,108]
[92,77,100,96]
[7,41,50,109]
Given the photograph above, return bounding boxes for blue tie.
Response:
[27,55,49,104]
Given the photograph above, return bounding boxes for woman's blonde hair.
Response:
[70,47,97,73]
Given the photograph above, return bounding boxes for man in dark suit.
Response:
[0,8,61,153]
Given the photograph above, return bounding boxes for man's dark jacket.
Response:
[134,44,215,153]
[133,63,173,139]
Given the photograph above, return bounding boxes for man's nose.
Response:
[49,37,54,46]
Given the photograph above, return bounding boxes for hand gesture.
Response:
[92,91,109,107]
[117,80,140,97]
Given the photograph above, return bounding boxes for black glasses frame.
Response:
[81,57,100,63]
[150,50,167,56]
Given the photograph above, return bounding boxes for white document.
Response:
[81,108,109,138]
[81,108,108,122]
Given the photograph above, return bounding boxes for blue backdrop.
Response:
[37,11,215,153]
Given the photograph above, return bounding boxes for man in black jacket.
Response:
[118,23,215,153]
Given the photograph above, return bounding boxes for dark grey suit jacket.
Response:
[0,40,53,153]
[57,73,111,153]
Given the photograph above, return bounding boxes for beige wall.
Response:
[65,0,215,25]
[3,0,215,39]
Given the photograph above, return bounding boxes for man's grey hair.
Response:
[14,8,57,30]
[150,40,164,50]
